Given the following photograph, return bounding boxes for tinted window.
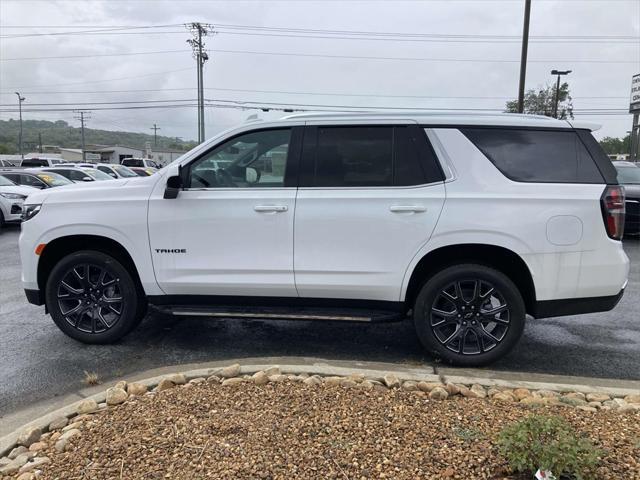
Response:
[189,129,291,188]
[462,128,604,183]
[314,127,393,187]
[123,159,143,167]
[21,159,47,167]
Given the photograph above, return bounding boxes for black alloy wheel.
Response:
[414,264,526,366]
[46,250,141,343]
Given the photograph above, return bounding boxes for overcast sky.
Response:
[1,0,639,143]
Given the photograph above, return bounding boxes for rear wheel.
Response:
[45,250,141,344]
[413,264,525,366]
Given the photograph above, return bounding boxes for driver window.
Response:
[188,128,291,188]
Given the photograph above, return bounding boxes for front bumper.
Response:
[2,202,23,223]
[532,287,625,319]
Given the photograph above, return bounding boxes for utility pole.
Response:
[551,69,571,119]
[38,132,43,153]
[186,23,213,143]
[74,110,91,161]
[150,123,161,147]
[517,0,532,113]
[15,92,25,158]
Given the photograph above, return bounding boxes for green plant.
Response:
[498,414,601,480]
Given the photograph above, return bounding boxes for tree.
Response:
[0,143,13,154]
[505,83,573,119]
[599,135,631,155]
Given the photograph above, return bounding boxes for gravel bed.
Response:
[4,373,639,480]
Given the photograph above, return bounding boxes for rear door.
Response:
[294,123,446,302]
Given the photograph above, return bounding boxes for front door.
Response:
[148,127,302,297]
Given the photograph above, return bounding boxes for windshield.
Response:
[616,166,640,184]
[83,168,113,180]
[36,172,73,186]
[0,175,16,186]
[113,165,138,177]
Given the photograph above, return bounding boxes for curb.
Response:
[2,359,640,461]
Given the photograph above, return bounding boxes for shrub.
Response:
[497,414,601,479]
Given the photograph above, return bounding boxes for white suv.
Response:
[18,112,629,365]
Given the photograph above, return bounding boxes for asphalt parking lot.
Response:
[1,226,639,421]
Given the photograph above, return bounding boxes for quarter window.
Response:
[462,128,604,183]
[188,129,291,188]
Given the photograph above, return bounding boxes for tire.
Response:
[413,264,525,367]
[45,250,141,344]
[0,209,4,228]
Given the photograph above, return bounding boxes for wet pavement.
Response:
[1,225,639,420]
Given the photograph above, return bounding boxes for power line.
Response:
[0,50,191,61]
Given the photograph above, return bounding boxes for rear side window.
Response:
[309,126,443,188]
[461,128,604,184]
[21,159,47,167]
[123,159,143,167]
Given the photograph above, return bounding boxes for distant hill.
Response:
[0,119,196,154]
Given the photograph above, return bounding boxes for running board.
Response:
[160,306,404,323]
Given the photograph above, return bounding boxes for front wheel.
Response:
[413,264,525,366]
[45,250,141,344]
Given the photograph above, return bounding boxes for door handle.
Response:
[389,205,427,213]
[254,205,288,213]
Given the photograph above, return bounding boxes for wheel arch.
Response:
[38,234,145,299]
[403,243,536,315]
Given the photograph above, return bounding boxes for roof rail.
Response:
[281,110,556,121]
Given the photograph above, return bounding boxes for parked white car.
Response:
[18,112,629,366]
[38,167,115,183]
[0,175,36,227]
[121,157,162,169]
[95,163,138,179]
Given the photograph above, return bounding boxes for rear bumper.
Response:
[532,287,625,319]
[25,288,44,306]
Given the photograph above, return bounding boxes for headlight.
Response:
[0,192,27,200]
[22,204,41,221]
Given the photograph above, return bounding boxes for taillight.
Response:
[601,185,625,240]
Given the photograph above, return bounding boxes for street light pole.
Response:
[551,69,571,118]
[516,0,532,113]
[14,92,25,158]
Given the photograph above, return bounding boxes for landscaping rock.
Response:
[268,374,287,383]
[445,383,460,396]
[17,426,42,447]
[156,379,176,392]
[166,373,187,385]
[17,472,36,480]
[252,371,269,385]
[62,422,82,432]
[520,397,546,406]
[221,377,246,386]
[206,375,221,384]
[0,457,11,467]
[401,381,418,391]
[564,392,586,401]
[219,364,241,378]
[512,388,531,400]
[429,387,449,400]
[8,446,28,459]
[559,396,588,407]
[263,366,281,377]
[105,387,128,405]
[114,380,127,390]
[619,403,640,412]
[303,375,322,386]
[347,373,366,383]
[493,392,515,403]
[358,380,374,390]
[383,374,401,389]
[54,429,81,453]
[189,377,206,385]
[487,387,501,397]
[76,399,98,414]
[536,389,560,399]
[470,384,487,398]
[577,406,598,412]
[324,376,345,386]
[28,442,46,453]
[586,392,610,403]
[417,381,442,392]
[127,383,148,396]
[624,394,640,404]
[48,416,69,431]
[18,456,50,474]
[0,453,34,475]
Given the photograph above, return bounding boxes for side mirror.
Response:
[108,172,117,178]
[82,176,93,182]
[164,175,183,199]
